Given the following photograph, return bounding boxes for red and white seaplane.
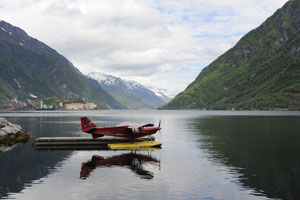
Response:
[80,117,161,141]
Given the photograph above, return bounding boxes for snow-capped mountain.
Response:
[148,87,173,103]
[87,72,169,109]
[88,72,143,90]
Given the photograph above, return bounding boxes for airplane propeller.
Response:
[158,120,161,136]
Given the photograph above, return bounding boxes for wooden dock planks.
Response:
[33,137,158,151]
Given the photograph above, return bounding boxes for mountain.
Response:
[161,0,300,110]
[148,87,173,103]
[87,72,168,109]
[0,20,124,109]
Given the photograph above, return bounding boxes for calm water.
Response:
[1,110,300,200]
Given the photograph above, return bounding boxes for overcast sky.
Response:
[0,0,288,96]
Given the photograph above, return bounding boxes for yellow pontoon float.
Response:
[108,141,162,150]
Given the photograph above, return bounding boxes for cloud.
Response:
[0,0,289,96]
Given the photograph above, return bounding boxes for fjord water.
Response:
[1,110,300,200]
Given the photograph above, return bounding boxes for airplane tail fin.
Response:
[80,117,96,133]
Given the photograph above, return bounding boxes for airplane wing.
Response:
[117,122,154,129]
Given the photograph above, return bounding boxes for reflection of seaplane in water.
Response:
[80,152,160,180]
[80,117,162,148]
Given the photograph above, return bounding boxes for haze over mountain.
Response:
[0,20,124,109]
[147,87,173,103]
[162,0,300,110]
[87,72,170,109]
[0,20,172,110]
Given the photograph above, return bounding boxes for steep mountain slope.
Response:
[0,21,124,109]
[162,0,300,110]
[87,72,168,109]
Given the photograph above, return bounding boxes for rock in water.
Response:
[0,117,29,143]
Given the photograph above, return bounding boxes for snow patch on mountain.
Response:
[14,78,21,88]
[87,72,171,108]
[88,72,118,86]
[88,72,144,90]
[29,93,38,99]
[1,27,7,32]
[148,87,173,102]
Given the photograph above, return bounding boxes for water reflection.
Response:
[0,138,30,154]
[0,144,18,154]
[193,116,300,200]
[80,152,160,180]
[0,140,71,199]
[0,116,75,199]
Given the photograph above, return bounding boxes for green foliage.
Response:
[161,0,300,110]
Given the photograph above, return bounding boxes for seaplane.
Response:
[80,117,162,148]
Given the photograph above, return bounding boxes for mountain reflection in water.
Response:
[80,152,160,180]
[0,142,71,199]
[192,116,300,200]
[0,116,75,199]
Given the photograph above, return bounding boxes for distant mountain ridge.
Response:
[0,20,124,109]
[148,87,173,103]
[87,72,170,109]
[161,0,300,110]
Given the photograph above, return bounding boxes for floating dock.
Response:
[33,137,161,151]
[108,141,162,150]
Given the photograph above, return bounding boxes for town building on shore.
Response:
[63,103,97,110]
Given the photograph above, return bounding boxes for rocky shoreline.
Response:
[0,118,30,144]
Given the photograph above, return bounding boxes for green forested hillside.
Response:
[0,21,124,109]
[161,0,300,110]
